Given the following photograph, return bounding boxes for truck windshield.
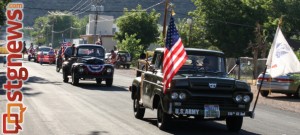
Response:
[180,54,226,74]
[77,46,105,58]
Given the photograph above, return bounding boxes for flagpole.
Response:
[162,0,170,42]
[251,16,283,118]
[251,66,267,118]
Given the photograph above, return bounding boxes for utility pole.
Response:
[51,23,54,46]
[162,0,170,42]
[94,8,98,43]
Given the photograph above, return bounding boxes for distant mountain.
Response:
[14,0,195,26]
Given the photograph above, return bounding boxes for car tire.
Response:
[106,78,113,87]
[157,101,171,130]
[127,64,130,69]
[72,72,79,85]
[96,78,102,85]
[133,97,145,119]
[260,91,269,97]
[226,117,243,132]
[63,70,69,83]
[28,56,31,61]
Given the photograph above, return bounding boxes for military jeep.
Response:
[129,48,253,132]
[62,44,114,86]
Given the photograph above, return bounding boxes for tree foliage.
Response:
[117,33,142,60]
[115,5,160,50]
[190,0,300,57]
[0,0,11,26]
[31,12,88,48]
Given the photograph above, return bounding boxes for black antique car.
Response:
[129,48,253,132]
[62,44,114,86]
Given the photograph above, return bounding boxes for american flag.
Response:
[163,16,188,93]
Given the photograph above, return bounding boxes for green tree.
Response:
[32,12,88,48]
[117,33,142,60]
[0,0,11,26]
[190,0,300,58]
[115,5,160,50]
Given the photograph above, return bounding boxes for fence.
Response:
[227,57,267,83]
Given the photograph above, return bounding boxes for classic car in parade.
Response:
[62,44,114,86]
[129,48,254,132]
[35,46,56,64]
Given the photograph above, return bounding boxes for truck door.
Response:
[142,51,163,108]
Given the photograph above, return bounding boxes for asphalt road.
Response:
[1,61,300,135]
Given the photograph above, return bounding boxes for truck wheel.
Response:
[157,101,171,130]
[260,91,269,97]
[63,70,69,83]
[72,72,79,85]
[226,117,243,132]
[96,78,102,85]
[133,98,145,119]
[126,64,130,69]
[28,56,31,61]
[106,78,113,87]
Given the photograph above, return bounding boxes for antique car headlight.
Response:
[234,94,243,102]
[179,93,186,100]
[243,95,251,103]
[171,92,178,100]
[78,67,84,72]
[107,68,112,73]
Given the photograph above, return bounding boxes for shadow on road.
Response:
[75,83,128,92]
[142,118,259,135]
[25,76,63,85]
[22,86,43,97]
[88,131,109,135]
[267,96,300,102]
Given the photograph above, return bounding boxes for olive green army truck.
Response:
[129,48,254,132]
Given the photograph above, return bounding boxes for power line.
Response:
[68,0,84,13]
[73,2,93,16]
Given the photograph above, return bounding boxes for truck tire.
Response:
[226,117,243,132]
[260,91,269,97]
[72,72,79,85]
[63,70,69,83]
[126,64,130,69]
[157,101,171,130]
[296,87,300,98]
[106,78,113,87]
[133,97,145,119]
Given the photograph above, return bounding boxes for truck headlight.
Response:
[179,93,186,100]
[234,94,243,102]
[171,92,178,100]
[243,95,251,103]
[78,67,84,73]
[107,68,112,73]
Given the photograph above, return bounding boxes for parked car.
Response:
[115,51,132,69]
[256,69,300,98]
[62,44,114,86]
[35,46,56,64]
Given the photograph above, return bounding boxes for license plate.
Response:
[204,105,220,119]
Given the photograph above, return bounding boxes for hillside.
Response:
[14,0,195,26]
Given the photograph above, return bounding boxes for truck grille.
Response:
[181,97,238,110]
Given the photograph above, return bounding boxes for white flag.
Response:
[266,26,300,78]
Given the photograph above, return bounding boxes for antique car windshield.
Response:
[77,46,105,58]
[39,47,51,52]
[179,54,226,74]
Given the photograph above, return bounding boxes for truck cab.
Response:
[130,48,253,132]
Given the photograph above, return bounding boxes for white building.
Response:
[80,13,117,52]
